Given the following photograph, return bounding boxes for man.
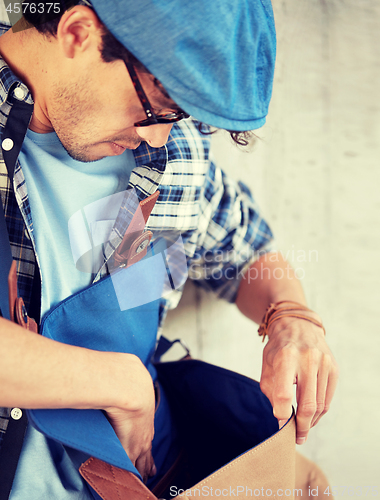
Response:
[0,0,338,497]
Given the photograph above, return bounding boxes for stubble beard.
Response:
[49,81,141,163]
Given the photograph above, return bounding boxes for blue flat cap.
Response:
[90,0,276,131]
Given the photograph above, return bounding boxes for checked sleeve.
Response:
[187,160,276,303]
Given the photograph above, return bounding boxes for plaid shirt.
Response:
[0,26,275,451]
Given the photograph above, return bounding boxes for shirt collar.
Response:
[131,140,168,200]
[0,24,34,107]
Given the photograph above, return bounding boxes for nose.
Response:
[135,123,173,148]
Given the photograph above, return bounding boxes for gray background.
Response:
[1,0,379,494]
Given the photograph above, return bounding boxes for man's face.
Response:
[44,55,176,162]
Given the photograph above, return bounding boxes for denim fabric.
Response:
[90,0,276,130]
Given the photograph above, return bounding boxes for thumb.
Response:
[278,419,287,429]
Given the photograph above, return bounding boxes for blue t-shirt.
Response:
[19,130,135,319]
[11,130,135,499]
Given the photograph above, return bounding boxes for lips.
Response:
[109,142,127,154]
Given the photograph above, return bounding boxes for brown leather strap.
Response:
[15,296,38,333]
[258,301,325,342]
[7,261,18,324]
[113,191,159,268]
[79,458,157,500]
[8,261,38,334]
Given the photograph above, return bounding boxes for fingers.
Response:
[271,350,296,423]
[260,334,339,445]
[135,450,156,484]
[294,355,318,444]
[310,355,329,428]
[278,419,288,429]
[260,347,295,425]
[311,359,339,427]
[296,350,339,443]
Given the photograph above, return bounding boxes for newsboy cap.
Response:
[90,0,276,131]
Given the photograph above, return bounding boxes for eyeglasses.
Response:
[124,61,189,127]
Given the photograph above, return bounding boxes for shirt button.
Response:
[11,408,23,420]
[2,138,14,151]
[14,87,26,100]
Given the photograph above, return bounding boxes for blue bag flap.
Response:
[27,250,169,478]
[27,408,136,475]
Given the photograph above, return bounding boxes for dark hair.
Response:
[22,1,146,69]
[226,130,257,147]
[22,0,254,147]
[22,0,79,34]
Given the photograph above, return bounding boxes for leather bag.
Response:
[79,337,297,500]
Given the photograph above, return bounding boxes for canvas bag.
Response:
[23,255,296,499]
[3,189,297,499]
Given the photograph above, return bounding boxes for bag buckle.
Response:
[154,336,191,363]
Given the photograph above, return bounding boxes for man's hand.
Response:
[104,357,157,483]
[260,315,339,444]
[236,254,339,444]
[106,403,156,483]
[0,319,157,481]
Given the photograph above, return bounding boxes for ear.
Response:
[56,5,103,59]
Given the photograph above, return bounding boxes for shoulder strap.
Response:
[0,199,13,320]
[0,92,33,500]
[0,91,34,320]
[0,410,28,500]
[0,199,29,500]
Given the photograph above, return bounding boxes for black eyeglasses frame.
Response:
[124,61,189,128]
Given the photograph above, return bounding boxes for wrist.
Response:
[266,312,325,339]
[102,352,154,414]
[258,300,325,342]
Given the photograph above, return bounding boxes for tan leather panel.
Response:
[174,414,296,499]
[79,414,296,500]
